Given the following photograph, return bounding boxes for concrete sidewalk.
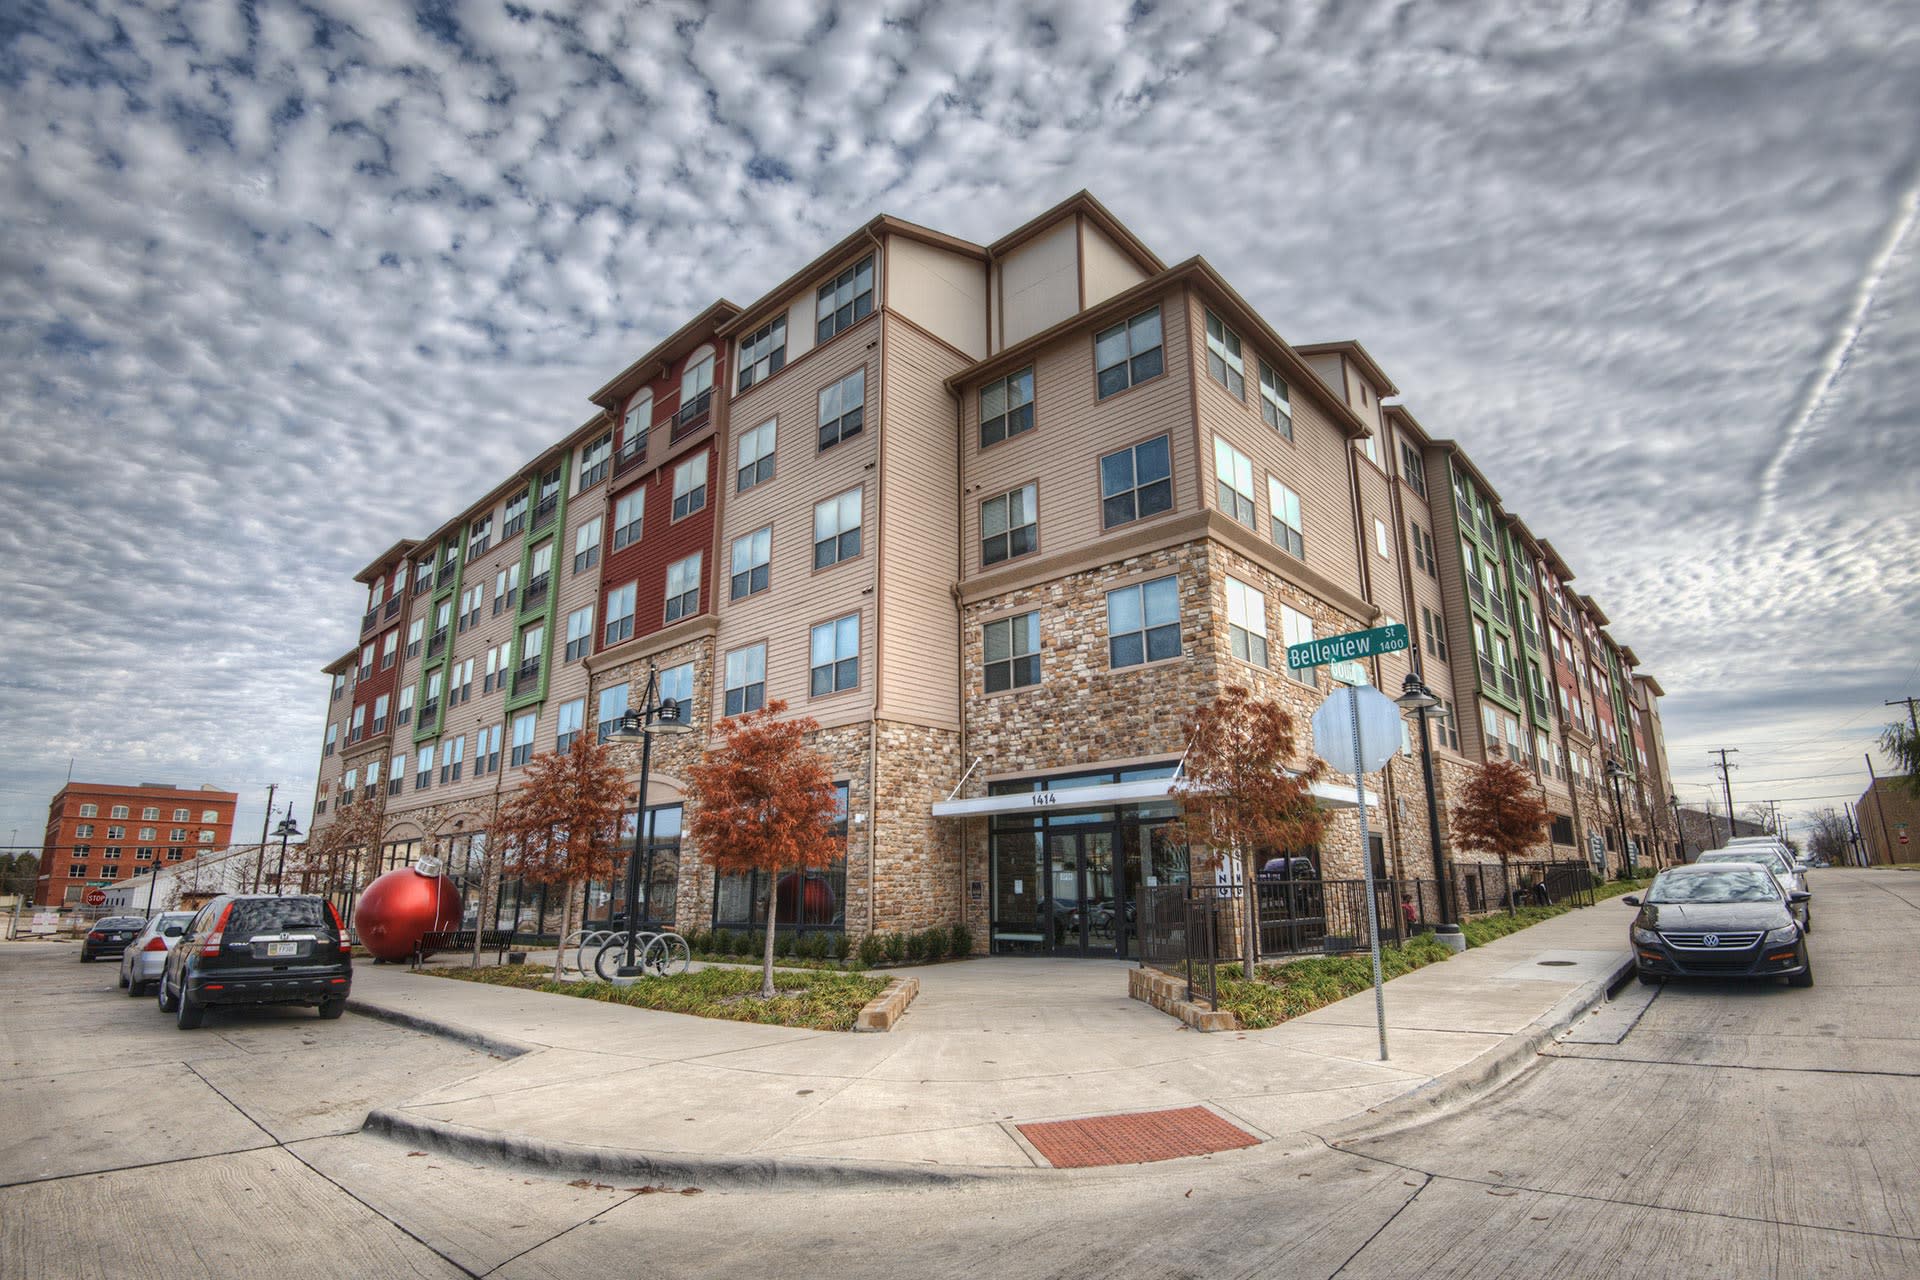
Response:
[350,897,1638,1182]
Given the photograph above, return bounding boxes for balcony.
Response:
[532,493,559,533]
[361,609,379,635]
[671,387,713,442]
[419,698,440,725]
[614,431,648,478]
[513,659,541,697]
[426,629,447,658]
[1489,594,1509,626]
[1467,576,1486,608]
[385,597,400,620]
[523,572,551,608]
[1479,657,1498,689]
[413,574,431,597]
[1499,669,1519,701]
[436,563,457,589]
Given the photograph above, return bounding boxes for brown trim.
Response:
[1185,287,1205,516]
[1089,423,1182,544]
[988,190,1164,276]
[959,509,1209,606]
[583,613,718,674]
[869,240,887,718]
[590,301,742,409]
[1294,340,1399,397]
[722,236,885,341]
[1074,213,1087,311]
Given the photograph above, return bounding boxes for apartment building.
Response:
[37,781,238,906]
[306,191,1674,953]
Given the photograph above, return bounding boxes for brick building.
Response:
[37,781,238,906]
[305,191,1675,953]
[1856,777,1919,865]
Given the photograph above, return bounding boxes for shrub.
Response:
[883,931,907,964]
[823,932,843,961]
[926,926,952,959]
[683,929,707,955]
[949,923,973,957]
[773,931,794,958]
[707,929,729,957]
[905,931,928,962]
[857,934,885,967]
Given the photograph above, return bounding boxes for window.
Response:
[1282,605,1316,686]
[359,642,375,680]
[78,804,97,818]
[141,806,159,821]
[75,824,93,839]
[604,581,636,645]
[556,698,585,753]
[817,368,865,450]
[502,491,528,537]
[724,644,766,716]
[468,514,492,559]
[407,618,424,657]
[1437,700,1462,752]
[659,662,694,724]
[984,611,1041,692]
[1213,437,1256,527]
[579,432,611,489]
[574,517,602,574]
[1100,434,1172,528]
[350,709,367,751]
[731,527,771,599]
[665,552,701,622]
[381,631,398,669]
[480,725,502,775]
[423,670,443,722]
[373,693,389,734]
[565,606,594,662]
[979,368,1034,447]
[1204,311,1245,398]
[597,683,629,744]
[737,315,786,391]
[342,769,357,804]
[735,419,777,493]
[1422,607,1449,661]
[981,484,1037,566]
[1107,576,1180,668]
[810,613,860,696]
[510,714,536,767]
[813,488,862,569]
[1225,576,1268,667]
[613,489,643,551]
[1399,441,1426,496]
[323,724,337,757]
[519,624,545,668]
[1537,731,1555,775]
[672,454,708,520]
[458,584,483,631]
[815,254,874,342]
[1411,520,1435,576]
[398,685,415,726]
[1094,307,1163,398]
[526,542,553,604]
[1374,517,1392,560]
[622,392,652,463]
[138,826,156,841]
[111,805,128,819]
[1259,361,1293,439]
[1268,478,1304,558]
[331,673,345,702]
[172,807,188,821]
[439,736,465,785]
[107,825,125,840]
[168,828,184,842]
[416,745,434,790]
[1482,705,1500,745]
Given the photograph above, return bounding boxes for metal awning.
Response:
[931,776,1381,819]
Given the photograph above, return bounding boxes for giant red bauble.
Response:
[775,872,838,926]
[356,867,463,961]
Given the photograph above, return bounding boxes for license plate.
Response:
[267,941,298,957]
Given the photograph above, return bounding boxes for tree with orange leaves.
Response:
[685,700,841,999]
[1169,687,1330,977]
[495,735,630,979]
[1451,755,1551,912]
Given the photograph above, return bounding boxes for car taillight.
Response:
[200,902,234,958]
[328,902,351,951]
[143,937,168,952]
[87,931,104,942]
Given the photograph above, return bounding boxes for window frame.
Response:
[671,452,708,521]
[664,551,702,623]
[731,526,772,600]
[1093,306,1165,400]
[737,315,787,392]
[1212,436,1256,528]
[812,486,863,571]
[1204,310,1246,399]
[1258,361,1293,440]
[983,609,1042,694]
[980,482,1038,567]
[1099,432,1174,530]
[723,642,768,718]
[1106,575,1182,670]
[736,418,776,492]
[1268,477,1305,559]
[1225,575,1269,668]
[977,367,1035,449]
[1281,604,1318,688]
[613,488,644,551]
[808,611,861,698]
[815,254,875,343]
[817,367,866,452]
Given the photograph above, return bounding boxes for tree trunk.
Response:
[551,881,572,982]
[1239,841,1256,980]
[761,875,780,1000]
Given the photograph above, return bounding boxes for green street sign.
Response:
[1287,622,1410,671]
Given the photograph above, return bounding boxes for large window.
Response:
[1107,576,1180,668]
[78,804,97,818]
[1225,576,1268,667]
[492,564,519,615]
[816,255,874,342]
[817,368,865,450]
[659,662,694,725]
[574,517,601,574]
[613,489,643,550]
[622,392,651,462]
[725,644,766,716]
[468,514,492,559]
[1094,307,1163,399]
[665,552,701,622]
[672,453,708,520]
[510,713,536,767]
[984,611,1041,692]
[1213,437,1256,527]
[1410,520,1435,575]
[680,350,715,423]
[979,368,1034,447]
[1282,605,1316,686]
[381,631,398,669]
[1268,478,1304,559]
[565,606,594,662]
[810,613,860,696]
[1259,361,1293,439]
[398,685,415,726]
[604,582,636,646]
[1422,606,1449,661]
[814,488,862,569]
[596,683,629,744]
[1204,311,1245,398]
[502,491,528,537]
[736,419,775,491]
[1399,441,1426,496]
[737,316,786,391]
[731,526,771,599]
[373,693,389,734]
[439,735,464,785]
[578,432,611,489]
[416,745,433,791]
[1100,434,1172,529]
[981,484,1037,566]
[476,726,501,776]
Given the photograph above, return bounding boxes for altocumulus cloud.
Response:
[1,0,1916,841]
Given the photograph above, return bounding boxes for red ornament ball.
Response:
[775,872,838,926]
[356,867,463,961]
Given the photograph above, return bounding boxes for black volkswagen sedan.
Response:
[1624,863,1811,987]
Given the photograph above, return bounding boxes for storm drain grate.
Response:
[1017,1106,1260,1168]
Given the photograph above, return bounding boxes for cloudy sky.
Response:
[3,0,1916,854]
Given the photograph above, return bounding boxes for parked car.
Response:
[81,917,148,963]
[1694,847,1810,928]
[1258,857,1319,881]
[156,895,352,1029]
[1624,863,1810,987]
[117,911,194,995]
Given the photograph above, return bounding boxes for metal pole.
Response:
[1413,704,1453,924]
[1670,794,1688,863]
[251,783,277,893]
[621,671,659,974]
[1608,768,1631,880]
[1349,683,1388,1062]
[145,860,159,917]
[273,804,294,893]
[1865,754,1897,865]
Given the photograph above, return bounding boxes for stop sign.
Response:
[82,887,107,907]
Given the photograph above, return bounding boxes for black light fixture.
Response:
[609,668,692,975]
[272,805,302,896]
[1604,757,1633,877]
[1395,671,1455,927]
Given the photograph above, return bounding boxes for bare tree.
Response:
[1805,808,1852,863]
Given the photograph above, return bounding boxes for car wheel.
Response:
[317,997,346,1020]
[157,975,177,1013]
[1802,907,1811,934]
[1788,957,1814,989]
[80,952,92,963]
[126,974,143,996]
[175,987,205,1030]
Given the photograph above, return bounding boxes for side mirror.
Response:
[1621,895,1641,906]
[1788,891,1810,903]
[164,926,185,938]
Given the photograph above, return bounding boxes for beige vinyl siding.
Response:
[1080,219,1149,307]
[1303,352,1344,398]
[715,316,879,731]
[1190,294,1364,602]
[960,285,1195,580]
[886,235,986,360]
[998,218,1079,347]
[1426,447,1491,763]
[877,316,965,730]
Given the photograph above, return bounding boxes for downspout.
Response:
[866,225,886,942]
[954,377,971,932]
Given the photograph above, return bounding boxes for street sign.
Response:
[1311,684,1404,777]
[1288,622,1409,672]
[81,887,106,907]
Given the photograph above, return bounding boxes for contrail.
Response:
[1758,177,1919,519]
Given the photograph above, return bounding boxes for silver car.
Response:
[1694,848,1810,929]
[117,912,194,996]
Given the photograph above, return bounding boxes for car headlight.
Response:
[1631,927,1661,946]
[1764,925,1799,947]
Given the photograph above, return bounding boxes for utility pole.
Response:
[1845,803,1867,868]
[1669,793,1689,862]
[251,783,277,893]
[1709,748,1739,843]
[1766,799,1783,837]
[1887,696,1920,740]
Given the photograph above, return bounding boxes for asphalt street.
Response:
[2,867,1915,1279]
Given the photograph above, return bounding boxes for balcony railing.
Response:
[531,493,559,533]
[426,629,447,658]
[1489,594,1509,626]
[523,572,550,608]
[436,563,457,589]
[361,609,379,635]
[1533,695,1553,723]
[413,574,431,597]
[1499,669,1519,701]
[513,659,541,696]
[419,698,440,725]
[1467,577,1486,608]
[1479,658,1498,689]
[671,387,713,442]
[614,431,648,478]
[385,597,400,620]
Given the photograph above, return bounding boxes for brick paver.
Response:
[1018,1105,1260,1168]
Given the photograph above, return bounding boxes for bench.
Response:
[411,927,519,968]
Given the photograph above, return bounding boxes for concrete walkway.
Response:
[349,897,1639,1180]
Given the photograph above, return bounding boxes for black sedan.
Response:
[81,916,149,963]
[1624,863,1811,987]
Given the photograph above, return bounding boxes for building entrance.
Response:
[1045,828,1122,957]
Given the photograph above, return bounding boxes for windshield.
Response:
[1698,850,1789,875]
[1649,869,1781,904]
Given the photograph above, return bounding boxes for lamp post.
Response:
[271,806,301,895]
[144,860,160,918]
[609,667,691,976]
[1395,672,1456,929]
[1604,758,1633,879]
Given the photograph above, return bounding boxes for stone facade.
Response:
[871,720,964,933]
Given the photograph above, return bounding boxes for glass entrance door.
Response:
[1045,829,1121,957]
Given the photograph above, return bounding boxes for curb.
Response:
[346,997,534,1060]
[360,1108,1011,1190]
[853,975,919,1031]
[1321,949,1635,1148]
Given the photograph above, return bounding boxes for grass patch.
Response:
[424,964,890,1032]
[1215,935,1456,1030]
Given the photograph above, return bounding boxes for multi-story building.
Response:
[37,781,238,906]
[306,191,1674,952]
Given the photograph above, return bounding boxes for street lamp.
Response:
[271,806,301,895]
[1604,758,1634,879]
[608,667,691,976]
[1395,671,1457,930]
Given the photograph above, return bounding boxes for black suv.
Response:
[157,895,352,1029]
